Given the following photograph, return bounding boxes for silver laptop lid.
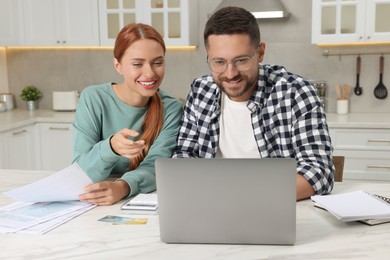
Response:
[156,158,296,245]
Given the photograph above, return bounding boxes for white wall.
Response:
[0,48,9,93]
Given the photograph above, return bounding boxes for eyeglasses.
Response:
[207,47,259,73]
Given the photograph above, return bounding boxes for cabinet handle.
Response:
[367,138,390,143]
[367,165,390,169]
[12,129,27,135]
[49,127,70,131]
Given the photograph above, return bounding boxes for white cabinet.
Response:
[39,123,73,171]
[23,0,99,46]
[312,0,390,44]
[0,0,24,46]
[99,0,198,46]
[330,128,390,181]
[1,124,38,170]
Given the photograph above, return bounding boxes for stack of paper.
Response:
[311,190,390,223]
[0,163,96,234]
[0,201,95,234]
[121,193,158,215]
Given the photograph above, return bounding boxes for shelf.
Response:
[316,43,390,57]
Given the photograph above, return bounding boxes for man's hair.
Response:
[204,6,261,48]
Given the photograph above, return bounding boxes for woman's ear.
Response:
[113,58,122,75]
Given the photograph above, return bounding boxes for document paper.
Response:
[3,163,93,203]
[0,163,96,234]
[0,201,96,234]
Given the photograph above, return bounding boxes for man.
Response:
[172,6,334,200]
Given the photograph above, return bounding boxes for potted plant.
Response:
[20,85,42,111]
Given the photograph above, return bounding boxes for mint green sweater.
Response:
[72,83,183,197]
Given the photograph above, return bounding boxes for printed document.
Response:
[0,201,95,234]
[0,163,96,234]
[3,163,92,202]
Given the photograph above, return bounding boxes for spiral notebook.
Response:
[360,194,390,225]
[312,191,390,224]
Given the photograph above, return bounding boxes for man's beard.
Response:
[217,74,257,100]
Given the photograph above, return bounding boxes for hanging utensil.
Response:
[373,55,388,99]
[354,56,362,96]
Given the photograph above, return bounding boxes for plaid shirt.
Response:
[173,64,334,195]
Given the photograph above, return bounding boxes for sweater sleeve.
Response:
[72,88,121,182]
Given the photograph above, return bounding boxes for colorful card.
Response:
[98,215,147,225]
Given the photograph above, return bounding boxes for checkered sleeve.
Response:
[290,80,334,195]
[172,76,220,158]
[172,88,200,158]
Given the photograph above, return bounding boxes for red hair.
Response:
[114,23,165,170]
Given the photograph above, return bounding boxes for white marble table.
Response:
[1,169,390,260]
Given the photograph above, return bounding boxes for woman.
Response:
[73,23,183,206]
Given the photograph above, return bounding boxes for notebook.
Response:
[155,158,297,245]
[312,191,390,223]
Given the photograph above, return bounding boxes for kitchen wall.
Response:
[4,0,390,113]
[0,48,8,93]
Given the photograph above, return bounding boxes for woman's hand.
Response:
[110,128,146,159]
[79,180,130,206]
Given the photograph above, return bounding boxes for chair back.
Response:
[333,156,345,182]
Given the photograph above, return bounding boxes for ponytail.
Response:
[130,91,163,170]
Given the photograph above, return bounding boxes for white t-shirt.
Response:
[217,93,260,158]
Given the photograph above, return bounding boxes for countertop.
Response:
[1,169,390,259]
[326,113,390,129]
[0,109,75,132]
[1,109,389,132]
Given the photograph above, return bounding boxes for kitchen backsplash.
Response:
[2,0,390,113]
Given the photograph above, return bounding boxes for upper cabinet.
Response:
[98,0,142,46]
[99,0,198,46]
[312,0,390,44]
[23,0,99,46]
[1,0,198,47]
[0,0,24,46]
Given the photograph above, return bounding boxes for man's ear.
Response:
[257,42,266,63]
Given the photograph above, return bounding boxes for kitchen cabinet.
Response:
[23,0,99,46]
[99,0,198,46]
[1,124,38,170]
[0,0,24,46]
[330,128,390,181]
[312,0,390,44]
[39,123,73,171]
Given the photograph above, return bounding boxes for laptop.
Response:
[155,158,297,245]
